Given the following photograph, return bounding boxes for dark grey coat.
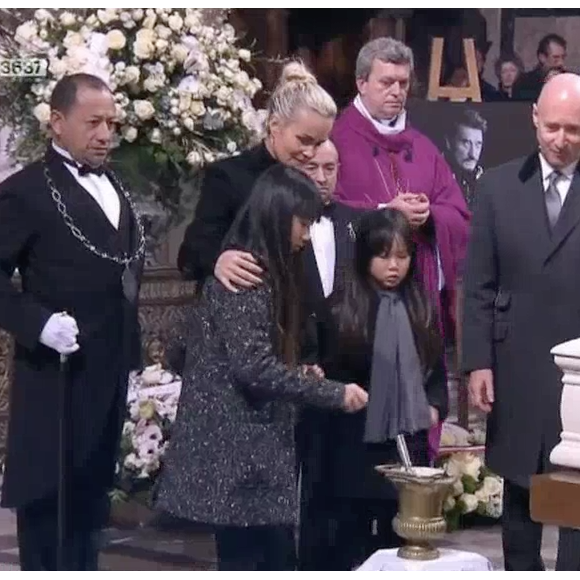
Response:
[461,153,580,488]
[155,278,345,527]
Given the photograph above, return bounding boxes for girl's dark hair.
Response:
[224,163,323,366]
[330,208,441,371]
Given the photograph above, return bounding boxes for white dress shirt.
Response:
[52,142,120,229]
[310,216,336,298]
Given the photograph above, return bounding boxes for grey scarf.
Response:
[364,290,432,443]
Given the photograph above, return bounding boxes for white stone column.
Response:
[550,337,580,469]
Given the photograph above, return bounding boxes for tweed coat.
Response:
[155,277,346,527]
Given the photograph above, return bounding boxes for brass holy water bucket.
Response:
[375,465,456,561]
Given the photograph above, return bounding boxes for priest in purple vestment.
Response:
[332,37,470,460]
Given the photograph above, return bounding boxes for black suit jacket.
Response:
[461,153,580,487]
[0,148,143,507]
[178,143,276,281]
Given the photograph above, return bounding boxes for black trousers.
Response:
[16,388,122,571]
[556,528,580,571]
[214,525,296,571]
[16,489,109,571]
[502,479,545,571]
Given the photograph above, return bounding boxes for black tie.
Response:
[77,164,105,177]
[321,202,336,220]
[52,150,106,177]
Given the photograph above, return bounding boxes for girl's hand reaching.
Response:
[342,384,369,413]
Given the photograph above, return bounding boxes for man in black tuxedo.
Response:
[0,73,144,570]
[462,73,580,571]
[293,140,361,571]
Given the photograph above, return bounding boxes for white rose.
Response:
[186,150,202,166]
[226,141,237,154]
[123,65,140,85]
[133,100,155,121]
[238,48,251,62]
[33,103,51,125]
[204,151,215,163]
[142,14,157,29]
[452,479,464,496]
[59,11,77,27]
[134,29,155,59]
[34,9,53,22]
[173,127,181,136]
[168,14,183,32]
[184,13,201,32]
[63,31,84,50]
[155,39,169,53]
[48,58,66,78]
[15,22,38,45]
[171,44,189,63]
[480,476,503,497]
[86,14,98,28]
[97,9,118,25]
[132,9,144,21]
[183,117,194,131]
[107,30,126,51]
[190,100,205,118]
[155,25,172,40]
[444,457,463,479]
[461,493,479,514]
[149,128,162,144]
[144,77,161,93]
[463,455,483,481]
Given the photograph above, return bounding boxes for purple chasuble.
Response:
[332,103,470,340]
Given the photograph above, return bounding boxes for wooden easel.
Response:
[427,37,482,102]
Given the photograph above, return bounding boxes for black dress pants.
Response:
[16,393,122,571]
[556,528,580,571]
[215,525,296,571]
[16,490,109,571]
[502,479,545,571]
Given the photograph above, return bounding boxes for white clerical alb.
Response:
[52,142,120,229]
[310,216,336,298]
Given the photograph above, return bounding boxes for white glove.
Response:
[39,312,80,355]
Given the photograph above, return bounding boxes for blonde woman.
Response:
[177,60,337,289]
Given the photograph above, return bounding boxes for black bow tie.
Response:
[75,163,106,177]
[321,202,336,219]
[52,149,106,177]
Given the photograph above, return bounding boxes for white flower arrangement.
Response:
[440,451,503,530]
[0,9,266,224]
[114,363,181,503]
[440,421,487,448]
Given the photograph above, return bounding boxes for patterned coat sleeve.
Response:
[210,281,346,410]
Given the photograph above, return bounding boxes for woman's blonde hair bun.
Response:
[278,60,317,86]
[267,60,337,127]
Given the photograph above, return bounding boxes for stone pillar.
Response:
[549,337,580,469]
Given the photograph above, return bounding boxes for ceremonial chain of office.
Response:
[43,161,146,267]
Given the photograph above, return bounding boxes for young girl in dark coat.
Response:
[316,208,449,570]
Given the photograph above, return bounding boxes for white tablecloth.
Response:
[356,548,493,571]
